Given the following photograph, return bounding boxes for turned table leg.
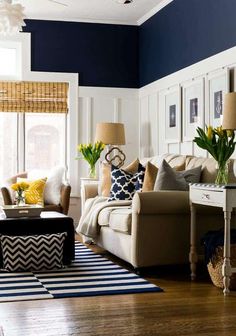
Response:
[189,202,198,280]
[222,210,232,295]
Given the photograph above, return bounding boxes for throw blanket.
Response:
[76,196,132,239]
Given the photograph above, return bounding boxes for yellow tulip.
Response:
[226,129,234,137]
[11,183,19,191]
[206,126,213,140]
[215,126,224,137]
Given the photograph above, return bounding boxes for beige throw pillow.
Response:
[142,161,158,192]
[100,159,140,197]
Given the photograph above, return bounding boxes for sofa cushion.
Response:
[154,160,201,191]
[109,164,145,201]
[98,207,117,226]
[99,159,140,197]
[98,207,132,234]
[109,208,132,234]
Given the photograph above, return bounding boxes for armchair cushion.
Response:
[17,177,47,206]
[28,166,65,205]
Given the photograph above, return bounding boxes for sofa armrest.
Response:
[82,183,99,202]
[132,190,190,215]
[60,183,71,215]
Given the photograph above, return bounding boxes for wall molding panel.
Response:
[139,45,236,159]
[77,86,139,189]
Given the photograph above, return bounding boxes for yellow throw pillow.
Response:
[100,159,140,197]
[17,177,47,206]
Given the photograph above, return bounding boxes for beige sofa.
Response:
[80,154,236,269]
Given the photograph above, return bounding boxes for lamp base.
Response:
[105,146,126,168]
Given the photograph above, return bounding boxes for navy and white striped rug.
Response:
[0,242,162,302]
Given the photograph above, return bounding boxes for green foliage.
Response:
[193,126,236,167]
[76,141,105,166]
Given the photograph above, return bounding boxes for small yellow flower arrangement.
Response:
[194,125,236,184]
[76,141,105,178]
[11,181,30,206]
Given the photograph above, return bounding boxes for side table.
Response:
[189,183,236,295]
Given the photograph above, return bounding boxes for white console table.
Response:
[189,183,236,295]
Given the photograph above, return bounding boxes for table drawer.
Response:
[190,188,224,205]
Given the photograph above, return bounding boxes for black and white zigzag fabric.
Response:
[0,233,67,272]
[0,242,162,302]
[109,163,146,201]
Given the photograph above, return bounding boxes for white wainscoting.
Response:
[71,46,236,223]
[77,86,139,182]
[139,45,236,159]
[69,86,139,224]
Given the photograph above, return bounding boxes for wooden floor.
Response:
[0,238,236,336]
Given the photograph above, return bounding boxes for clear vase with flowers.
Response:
[76,141,105,178]
[193,125,236,184]
[11,181,30,206]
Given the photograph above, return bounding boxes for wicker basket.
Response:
[207,244,236,290]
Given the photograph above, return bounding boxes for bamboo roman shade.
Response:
[0,81,69,113]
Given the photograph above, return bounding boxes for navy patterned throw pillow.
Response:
[109,164,145,201]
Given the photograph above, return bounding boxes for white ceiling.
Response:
[17,0,173,26]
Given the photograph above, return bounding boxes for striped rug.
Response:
[0,242,162,302]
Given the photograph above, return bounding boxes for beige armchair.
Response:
[1,172,71,215]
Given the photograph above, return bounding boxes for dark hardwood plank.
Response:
[0,237,235,336]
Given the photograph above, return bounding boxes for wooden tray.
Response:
[1,205,43,218]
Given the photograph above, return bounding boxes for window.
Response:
[0,36,78,194]
[0,113,67,184]
[25,113,66,171]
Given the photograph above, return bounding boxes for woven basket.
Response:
[207,244,236,290]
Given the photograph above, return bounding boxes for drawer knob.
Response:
[202,193,210,200]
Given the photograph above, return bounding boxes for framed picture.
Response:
[164,85,181,143]
[207,68,230,127]
[182,77,205,141]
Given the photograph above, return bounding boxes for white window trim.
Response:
[0,33,79,196]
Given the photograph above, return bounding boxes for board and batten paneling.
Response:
[78,86,139,183]
[139,45,236,159]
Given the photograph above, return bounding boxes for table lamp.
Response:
[95,122,126,167]
[222,92,236,130]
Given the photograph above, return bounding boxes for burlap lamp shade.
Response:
[222,92,236,130]
[95,123,126,145]
[95,122,126,167]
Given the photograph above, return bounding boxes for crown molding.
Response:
[137,0,173,25]
[25,15,137,26]
[25,0,173,26]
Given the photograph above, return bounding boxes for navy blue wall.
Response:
[24,19,139,88]
[139,0,236,87]
[24,0,236,89]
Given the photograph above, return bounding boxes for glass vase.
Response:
[215,161,229,185]
[15,190,26,206]
[89,164,96,179]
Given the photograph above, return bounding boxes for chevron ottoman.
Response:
[0,211,75,268]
